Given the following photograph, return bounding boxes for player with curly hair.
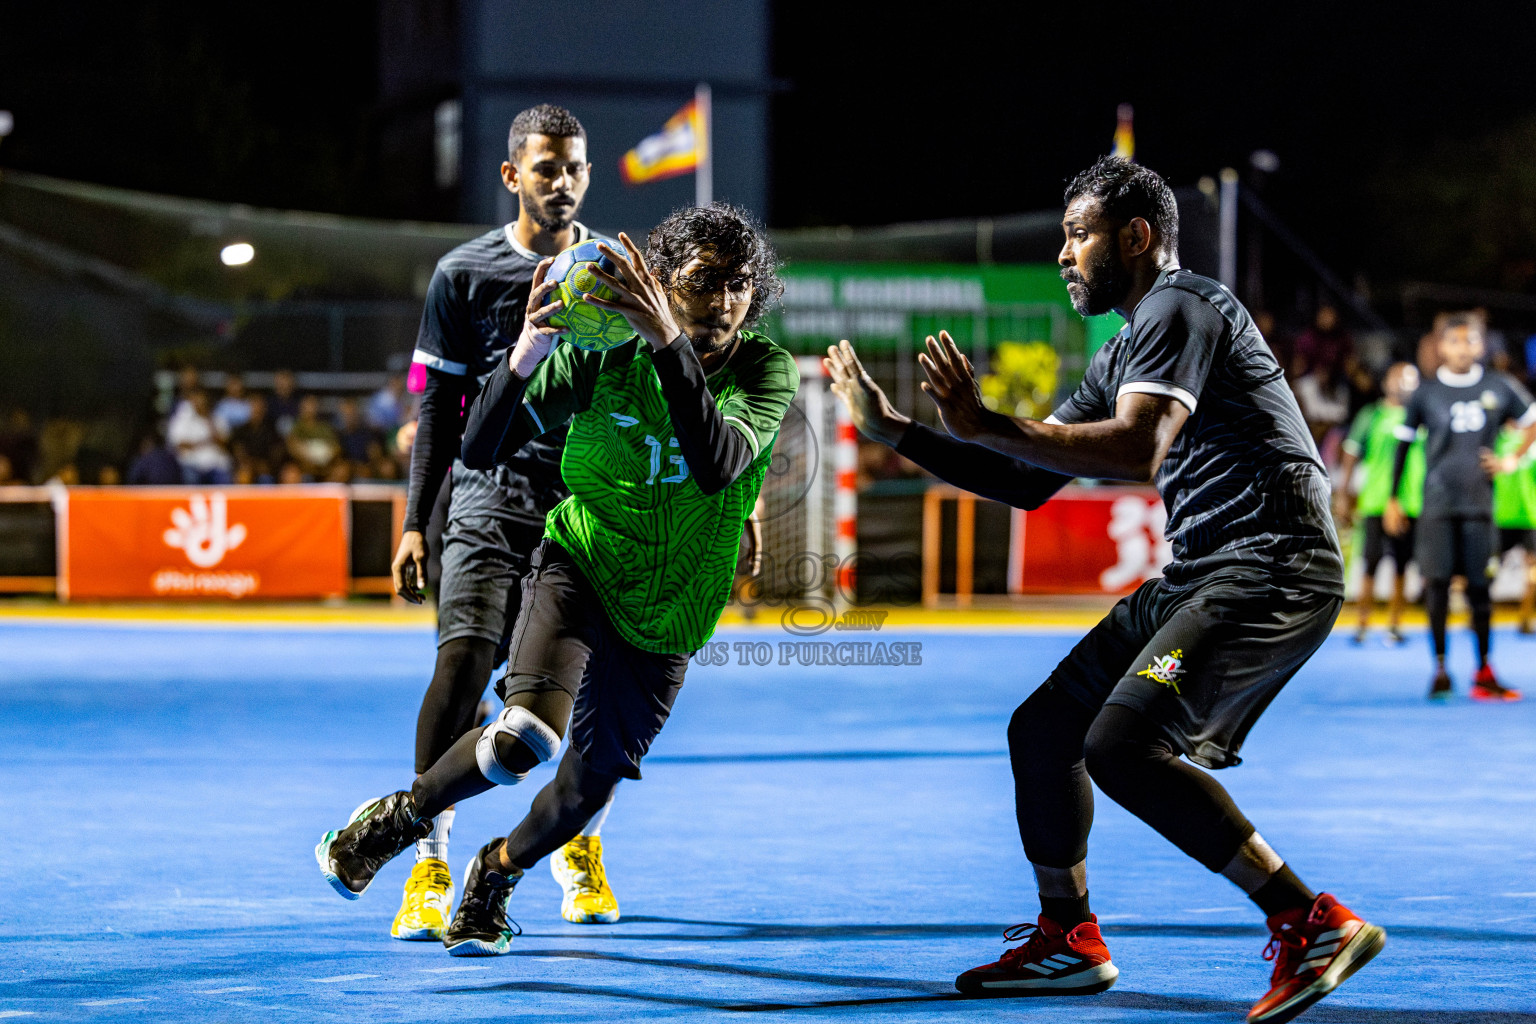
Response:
[317,203,797,957]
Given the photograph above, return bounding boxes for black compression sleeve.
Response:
[461,355,536,470]
[1389,438,1411,497]
[894,421,1073,510]
[650,334,755,495]
[404,369,470,534]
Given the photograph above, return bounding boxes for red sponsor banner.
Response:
[1009,486,1170,595]
[60,486,349,600]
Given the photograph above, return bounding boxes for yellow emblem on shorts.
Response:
[1137,647,1185,693]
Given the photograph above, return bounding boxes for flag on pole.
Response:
[1113,103,1135,161]
[620,95,708,187]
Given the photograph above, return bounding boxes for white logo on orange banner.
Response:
[163,493,248,568]
[1100,495,1172,591]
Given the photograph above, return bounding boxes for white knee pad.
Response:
[475,705,561,785]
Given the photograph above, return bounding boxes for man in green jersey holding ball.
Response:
[1336,363,1425,645]
[316,204,797,956]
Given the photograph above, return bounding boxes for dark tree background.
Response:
[4,0,1536,290]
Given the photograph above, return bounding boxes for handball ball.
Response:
[546,238,636,352]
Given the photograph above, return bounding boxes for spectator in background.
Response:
[0,407,39,483]
[360,439,402,481]
[278,461,305,485]
[270,369,300,436]
[126,432,181,485]
[214,374,253,432]
[175,364,201,404]
[1294,303,1354,378]
[335,396,380,466]
[1293,365,1352,459]
[0,453,18,484]
[166,389,232,484]
[287,394,340,475]
[46,463,80,486]
[97,465,122,485]
[368,373,407,433]
[229,393,284,480]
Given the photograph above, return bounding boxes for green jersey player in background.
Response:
[1491,424,1536,633]
[316,204,797,957]
[1335,362,1425,645]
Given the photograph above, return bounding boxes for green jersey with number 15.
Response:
[513,332,798,653]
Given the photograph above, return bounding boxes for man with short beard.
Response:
[826,157,1382,1024]
[383,104,624,942]
[318,204,797,958]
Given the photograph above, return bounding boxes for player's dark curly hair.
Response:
[1064,156,1179,258]
[645,202,784,328]
[507,104,586,162]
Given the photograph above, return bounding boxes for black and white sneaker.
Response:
[315,791,430,900]
[444,841,522,956]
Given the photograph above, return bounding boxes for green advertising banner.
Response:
[762,262,1124,396]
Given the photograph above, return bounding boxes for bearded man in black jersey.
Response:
[383,104,622,942]
[826,157,1382,1024]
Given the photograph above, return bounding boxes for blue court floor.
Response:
[2,617,1534,1022]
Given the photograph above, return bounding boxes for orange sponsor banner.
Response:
[59,486,349,600]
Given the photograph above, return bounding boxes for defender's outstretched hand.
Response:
[917,331,1001,443]
[508,256,563,378]
[824,340,910,446]
[586,232,683,349]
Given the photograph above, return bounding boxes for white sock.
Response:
[579,786,618,837]
[417,809,454,863]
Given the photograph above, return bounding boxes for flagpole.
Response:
[694,82,712,207]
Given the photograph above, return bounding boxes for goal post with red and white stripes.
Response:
[747,357,857,614]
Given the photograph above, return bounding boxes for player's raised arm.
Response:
[461,258,563,468]
[918,331,1187,483]
[825,340,1072,510]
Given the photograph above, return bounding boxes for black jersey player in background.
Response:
[827,158,1382,1024]
[387,104,623,941]
[1385,314,1536,701]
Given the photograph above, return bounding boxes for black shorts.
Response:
[437,514,546,664]
[1499,527,1535,556]
[498,540,689,781]
[1361,515,1415,573]
[1416,516,1496,583]
[1047,574,1341,770]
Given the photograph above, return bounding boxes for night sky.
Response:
[3,1,1536,290]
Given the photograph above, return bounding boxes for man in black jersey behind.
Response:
[386,104,622,941]
[1384,313,1536,700]
[826,157,1382,1024]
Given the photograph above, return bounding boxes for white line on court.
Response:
[197,987,258,994]
[1396,895,1452,902]
[310,974,378,984]
[0,1012,38,1018]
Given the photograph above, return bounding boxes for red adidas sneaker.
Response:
[1248,893,1385,1023]
[1471,665,1522,702]
[954,914,1118,996]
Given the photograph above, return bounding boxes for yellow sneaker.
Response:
[550,835,620,924]
[391,857,454,940]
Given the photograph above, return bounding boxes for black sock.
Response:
[1039,892,1092,929]
[1249,864,1316,918]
